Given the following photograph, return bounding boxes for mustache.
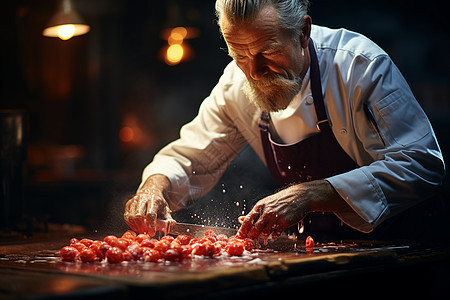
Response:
[247,74,298,90]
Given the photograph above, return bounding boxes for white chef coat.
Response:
[141,25,445,233]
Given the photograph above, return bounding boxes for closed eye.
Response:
[227,50,246,61]
[233,54,247,61]
[263,50,281,57]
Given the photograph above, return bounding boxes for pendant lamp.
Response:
[42,0,90,40]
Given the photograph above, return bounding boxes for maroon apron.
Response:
[258,39,358,238]
[258,39,448,242]
[259,39,358,187]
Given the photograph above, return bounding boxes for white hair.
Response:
[215,0,310,39]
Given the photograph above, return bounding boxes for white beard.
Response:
[242,73,303,112]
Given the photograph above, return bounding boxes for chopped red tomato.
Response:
[60,228,296,264]
[79,248,97,262]
[60,246,79,262]
[225,241,245,256]
[105,247,124,263]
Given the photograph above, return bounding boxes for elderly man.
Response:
[124,0,445,240]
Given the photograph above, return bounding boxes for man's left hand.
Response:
[237,180,349,240]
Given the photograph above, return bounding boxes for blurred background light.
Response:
[160,26,199,66]
[166,44,184,65]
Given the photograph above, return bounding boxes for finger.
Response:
[154,201,175,235]
[248,215,269,239]
[124,214,136,232]
[237,207,262,238]
[127,197,142,233]
[271,225,284,240]
[156,218,172,235]
[162,205,174,222]
[166,218,177,234]
[237,215,256,238]
[247,227,261,240]
[124,197,133,213]
[163,207,176,233]
[260,222,284,241]
[124,199,134,230]
[124,197,142,232]
[147,194,172,237]
[261,222,277,237]
[136,195,153,234]
[238,216,245,224]
[273,218,291,240]
[145,202,157,237]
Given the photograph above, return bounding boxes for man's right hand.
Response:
[124,174,175,236]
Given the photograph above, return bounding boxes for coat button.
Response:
[306,96,314,105]
[340,128,347,134]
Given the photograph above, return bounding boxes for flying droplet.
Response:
[298,220,304,234]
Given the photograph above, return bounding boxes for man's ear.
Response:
[300,15,312,49]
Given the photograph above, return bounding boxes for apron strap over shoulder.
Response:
[308,39,330,131]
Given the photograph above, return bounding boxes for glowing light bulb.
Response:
[119,126,134,143]
[166,44,184,65]
[57,24,76,40]
[168,27,187,45]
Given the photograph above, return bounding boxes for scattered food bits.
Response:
[59,229,256,264]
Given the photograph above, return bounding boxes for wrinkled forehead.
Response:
[220,4,279,31]
[220,5,281,47]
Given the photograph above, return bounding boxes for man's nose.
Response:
[248,56,269,80]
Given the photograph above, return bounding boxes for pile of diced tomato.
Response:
[60,230,257,263]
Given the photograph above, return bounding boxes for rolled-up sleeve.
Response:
[140,63,248,211]
[327,55,445,232]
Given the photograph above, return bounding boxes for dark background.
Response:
[1,0,449,233]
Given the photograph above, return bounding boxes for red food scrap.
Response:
[305,235,314,249]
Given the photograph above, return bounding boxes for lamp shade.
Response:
[42,0,90,40]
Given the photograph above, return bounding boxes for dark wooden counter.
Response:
[1,235,449,299]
